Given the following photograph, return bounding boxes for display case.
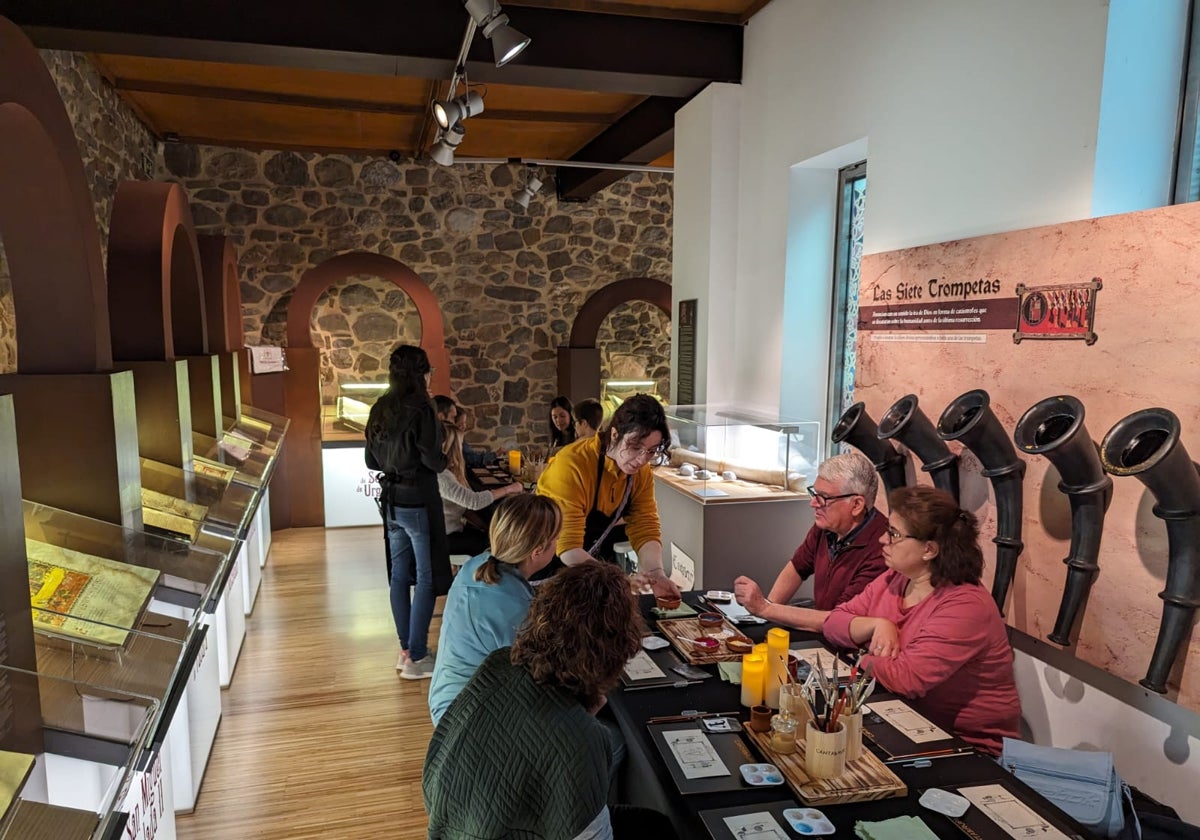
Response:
[321,381,386,442]
[599,378,665,419]
[192,430,274,491]
[652,405,819,591]
[230,404,289,453]
[0,664,157,840]
[659,405,820,502]
[140,458,255,543]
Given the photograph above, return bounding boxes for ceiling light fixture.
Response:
[430,124,466,167]
[432,89,484,130]
[463,0,532,67]
[514,170,543,210]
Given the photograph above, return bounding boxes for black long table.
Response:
[607,593,1095,839]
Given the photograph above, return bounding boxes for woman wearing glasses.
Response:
[822,485,1021,755]
[536,394,681,599]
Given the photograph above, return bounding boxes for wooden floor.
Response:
[176,526,440,839]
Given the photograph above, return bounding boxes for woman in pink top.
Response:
[822,486,1021,755]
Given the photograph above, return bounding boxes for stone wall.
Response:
[158,145,674,447]
[0,50,158,373]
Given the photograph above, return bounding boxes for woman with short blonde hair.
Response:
[428,494,561,725]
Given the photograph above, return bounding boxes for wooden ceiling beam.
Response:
[557,95,685,201]
[8,1,741,98]
[112,77,616,123]
[504,0,742,26]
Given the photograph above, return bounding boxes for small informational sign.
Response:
[247,345,287,374]
[123,752,170,840]
[677,299,697,405]
[669,543,696,591]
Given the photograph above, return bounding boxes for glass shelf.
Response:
[230,404,289,453]
[140,458,255,541]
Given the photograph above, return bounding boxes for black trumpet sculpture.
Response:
[1100,408,1200,694]
[938,390,1025,613]
[832,402,909,496]
[1014,396,1111,644]
[877,394,960,502]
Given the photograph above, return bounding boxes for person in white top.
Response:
[438,421,522,556]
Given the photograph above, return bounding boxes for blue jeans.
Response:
[387,505,434,661]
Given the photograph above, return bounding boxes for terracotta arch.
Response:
[197,234,245,353]
[107,181,209,360]
[558,278,672,405]
[568,277,672,348]
[286,251,449,395]
[0,18,110,372]
[272,251,450,527]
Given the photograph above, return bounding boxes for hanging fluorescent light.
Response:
[430,124,466,166]
[463,0,532,67]
[432,89,484,130]
[514,173,543,210]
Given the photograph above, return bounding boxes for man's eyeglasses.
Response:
[885,527,919,544]
[806,487,860,507]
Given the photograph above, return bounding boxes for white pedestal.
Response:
[163,627,221,814]
[242,519,262,614]
[208,552,246,688]
[321,443,381,527]
[259,485,272,561]
[120,746,178,840]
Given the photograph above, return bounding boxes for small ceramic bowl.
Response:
[655,595,682,611]
[697,613,725,635]
[685,636,720,652]
[725,636,754,654]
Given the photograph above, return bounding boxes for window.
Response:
[827,161,866,440]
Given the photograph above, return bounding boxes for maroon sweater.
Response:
[823,570,1021,755]
[788,509,889,610]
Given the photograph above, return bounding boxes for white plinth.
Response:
[163,627,221,814]
[242,520,262,614]
[208,554,246,688]
[322,443,382,527]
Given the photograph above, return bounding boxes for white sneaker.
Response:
[401,656,435,680]
[396,651,408,670]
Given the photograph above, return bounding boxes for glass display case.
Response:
[322,381,387,442]
[659,405,821,502]
[230,404,289,453]
[0,664,157,840]
[140,458,255,542]
[599,378,666,419]
[192,430,275,491]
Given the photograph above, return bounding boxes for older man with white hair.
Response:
[735,452,888,632]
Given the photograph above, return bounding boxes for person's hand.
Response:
[867,619,901,658]
[631,568,680,599]
[505,482,523,496]
[733,575,768,616]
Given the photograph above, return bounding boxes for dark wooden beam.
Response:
[505,0,742,26]
[4,1,741,97]
[556,95,684,200]
[110,77,616,123]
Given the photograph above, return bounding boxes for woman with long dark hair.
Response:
[822,485,1021,754]
[365,344,448,680]
[547,395,576,453]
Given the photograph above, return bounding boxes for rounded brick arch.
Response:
[107,181,209,360]
[198,234,245,354]
[0,18,111,372]
[286,252,449,395]
[567,277,672,348]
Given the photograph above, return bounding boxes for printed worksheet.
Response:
[722,812,789,840]
[958,784,1072,840]
[870,698,951,743]
[623,650,666,681]
[664,728,729,779]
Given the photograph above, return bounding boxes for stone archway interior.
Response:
[596,300,672,405]
[310,274,422,403]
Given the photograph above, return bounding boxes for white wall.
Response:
[723,0,1110,410]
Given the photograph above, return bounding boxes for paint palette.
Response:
[739,763,785,786]
[781,808,836,835]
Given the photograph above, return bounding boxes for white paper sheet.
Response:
[721,812,790,839]
[789,648,841,680]
[870,699,951,743]
[623,650,667,681]
[958,784,1072,840]
[664,728,729,779]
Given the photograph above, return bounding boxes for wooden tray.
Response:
[744,724,907,805]
[657,616,746,664]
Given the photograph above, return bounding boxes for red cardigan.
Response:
[823,570,1021,755]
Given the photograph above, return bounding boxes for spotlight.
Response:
[514,174,543,210]
[432,90,484,130]
[430,124,465,166]
[463,0,532,67]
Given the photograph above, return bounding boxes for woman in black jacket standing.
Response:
[365,345,448,679]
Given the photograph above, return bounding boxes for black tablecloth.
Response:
[608,592,1095,839]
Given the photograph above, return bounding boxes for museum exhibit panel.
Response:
[655,405,819,589]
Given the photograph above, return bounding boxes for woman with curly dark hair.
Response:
[822,485,1021,755]
[424,561,673,840]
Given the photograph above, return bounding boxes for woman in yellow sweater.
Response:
[537,394,681,599]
